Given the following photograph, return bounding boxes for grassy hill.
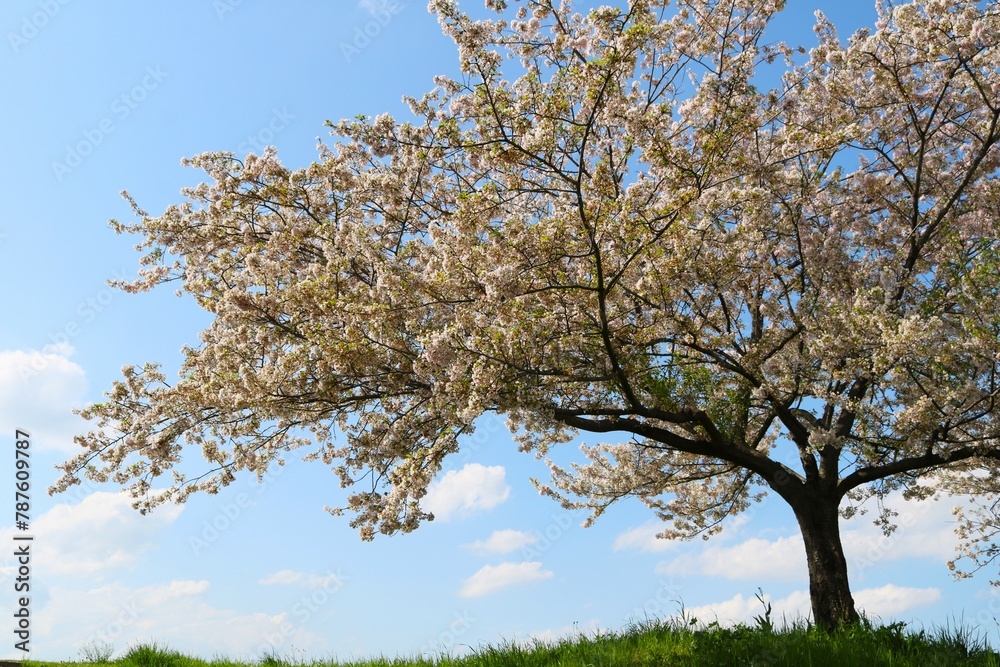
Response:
[27,613,1000,667]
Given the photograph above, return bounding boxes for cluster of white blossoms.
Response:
[54,0,1000,603]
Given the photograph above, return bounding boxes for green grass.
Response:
[27,616,1000,667]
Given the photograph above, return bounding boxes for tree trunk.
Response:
[791,494,860,631]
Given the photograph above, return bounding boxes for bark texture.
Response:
[792,494,860,631]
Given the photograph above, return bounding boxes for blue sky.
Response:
[1,0,998,661]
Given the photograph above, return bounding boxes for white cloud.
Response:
[648,488,963,585]
[423,463,510,521]
[9,491,184,577]
[679,584,940,629]
[655,535,807,582]
[683,590,812,627]
[0,492,342,661]
[613,521,680,553]
[0,346,88,452]
[458,561,553,598]
[842,494,959,581]
[259,569,345,591]
[143,580,211,605]
[855,584,941,618]
[463,529,537,555]
[524,619,602,646]
[33,579,331,661]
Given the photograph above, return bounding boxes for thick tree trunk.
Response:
[791,495,860,631]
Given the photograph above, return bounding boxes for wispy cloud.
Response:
[681,584,940,628]
[458,561,553,598]
[37,579,324,659]
[612,521,680,553]
[855,584,942,617]
[463,529,537,555]
[358,0,390,13]
[684,590,812,626]
[0,346,88,452]
[523,619,602,646]
[655,535,807,582]
[258,569,345,590]
[22,491,183,577]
